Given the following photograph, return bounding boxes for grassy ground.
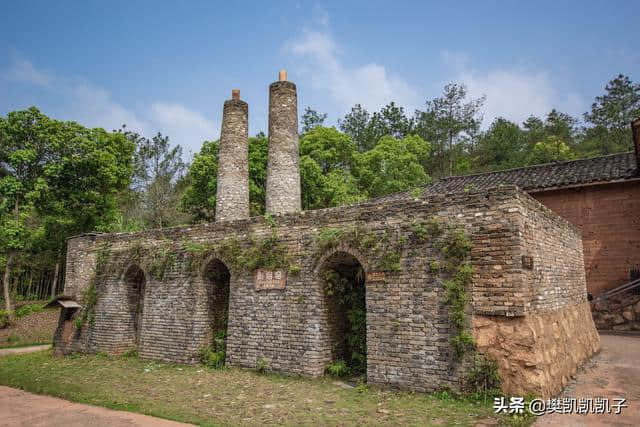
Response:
[0,350,532,426]
[0,304,58,348]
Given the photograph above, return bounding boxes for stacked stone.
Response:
[266,70,302,214]
[215,89,249,222]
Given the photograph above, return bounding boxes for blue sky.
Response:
[1,1,638,158]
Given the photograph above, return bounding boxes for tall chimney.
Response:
[633,117,640,172]
[215,89,249,222]
[266,70,301,214]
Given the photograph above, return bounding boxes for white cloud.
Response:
[150,103,217,154]
[442,52,585,126]
[285,30,420,114]
[2,58,52,87]
[68,82,149,133]
[1,58,216,156]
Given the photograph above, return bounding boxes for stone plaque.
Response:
[522,255,534,270]
[254,269,287,290]
[367,271,385,282]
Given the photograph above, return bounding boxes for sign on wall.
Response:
[254,269,287,290]
[367,271,385,282]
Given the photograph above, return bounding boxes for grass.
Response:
[0,350,526,426]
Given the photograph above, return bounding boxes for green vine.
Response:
[183,231,295,276]
[313,224,404,272]
[413,217,475,360]
[74,278,97,329]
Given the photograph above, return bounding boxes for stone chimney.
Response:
[215,89,249,222]
[633,117,640,171]
[265,70,302,214]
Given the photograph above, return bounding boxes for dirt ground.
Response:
[534,333,640,426]
[0,385,192,427]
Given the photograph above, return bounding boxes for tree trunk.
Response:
[3,251,15,322]
[50,260,60,299]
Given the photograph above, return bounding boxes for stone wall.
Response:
[58,185,598,394]
[591,290,640,332]
[473,302,600,398]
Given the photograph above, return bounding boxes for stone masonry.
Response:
[56,185,599,396]
[215,89,249,222]
[266,71,301,214]
[54,73,600,398]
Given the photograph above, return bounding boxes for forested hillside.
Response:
[1,73,639,320]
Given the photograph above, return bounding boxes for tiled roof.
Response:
[378,151,638,201]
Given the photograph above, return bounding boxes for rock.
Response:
[634,300,640,314]
[612,324,631,331]
[622,310,634,321]
[612,314,625,325]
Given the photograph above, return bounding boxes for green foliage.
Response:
[301,107,327,134]
[147,243,176,280]
[75,279,98,329]
[183,232,292,275]
[411,218,475,360]
[354,134,431,198]
[464,354,501,396]
[0,310,9,328]
[326,360,350,378]
[314,225,404,272]
[255,357,269,373]
[14,303,44,318]
[182,135,269,221]
[199,332,227,370]
[300,126,363,210]
[122,348,139,358]
[323,268,367,374]
[527,136,575,165]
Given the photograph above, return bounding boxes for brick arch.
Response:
[199,254,234,280]
[122,263,146,348]
[313,244,371,277]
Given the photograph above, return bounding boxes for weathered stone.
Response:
[266,79,301,214]
[215,93,249,222]
[622,309,635,321]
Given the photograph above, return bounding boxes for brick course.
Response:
[56,185,598,394]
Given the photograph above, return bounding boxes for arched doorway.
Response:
[320,251,367,377]
[124,265,146,346]
[203,258,230,361]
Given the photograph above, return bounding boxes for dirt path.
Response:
[0,386,192,427]
[534,334,640,426]
[0,344,50,356]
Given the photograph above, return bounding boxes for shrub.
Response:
[326,360,350,377]
[256,357,269,373]
[199,347,225,369]
[0,310,9,329]
[15,303,44,318]
[465,354,501,396]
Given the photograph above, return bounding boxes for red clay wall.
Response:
[532,181,640,296]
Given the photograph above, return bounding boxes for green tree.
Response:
[354,134,431,198]
[299,126,362,209]
[0,107,135,316]
[582,74,640,155]
[182,134,269,221]
[339,102,413,152]
[414,83,485,178]
[127,132,188,229]
[527,136,575,165]
[301,107,327,134]
[473,118,526,171]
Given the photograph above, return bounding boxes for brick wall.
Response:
[532,181,640,296]
[57,185,595,393]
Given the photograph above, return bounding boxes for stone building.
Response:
[384,123,640,331]
[53,72,600,398]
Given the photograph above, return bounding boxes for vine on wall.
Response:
[313,224,405,272]
[413,218,475,360]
